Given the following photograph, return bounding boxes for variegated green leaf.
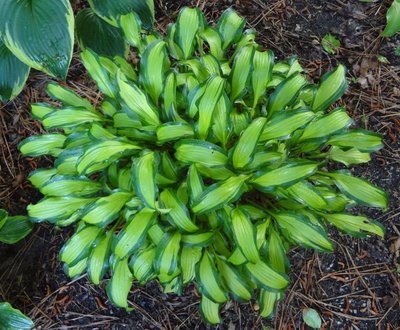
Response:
[0,302,34,330]
[258,290,281,318]
[200,27,224,60]
[19,134,66,157]
[218,8,246,49]
[46,83,94,111]
[87,231,113,284]
[230,45,254,101]
[106,257,133,308]
[157,123,194,144]
[42,108,104,130]
[175,139,228,166]
[252,49,274,107]
[119,12,143,51]
[129,246,156,283]
[200,295,221,325]
[0,216,33,244]
[40,176,102,197]
[154,232,181,275]
[327,129,383,152]
[175,7,203,59]
[328,146,371,166]
[134,151,157,208]
[286,181,327,210]
[245,260,289,290]
[181,246,202,284]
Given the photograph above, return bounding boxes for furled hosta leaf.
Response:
[231,208,259,263]
[181,246,202,284]
[251,162,318,192]
[200,27,224,60]
[192,175,250,214]
[230,45,254,101]
[119,12,143,51]
[157,122,194,144]
[64,257,88,278]
[258,290,281,318]
[217,258,252,301]
[312,65,347,112]
[160,189,198,232]
[40,176,102,197]
[77,140,140,175]
[274,212,333,252]
[260,109,315,141]
[81,49,117,98]
[140,40,169,104]
[187,164,204,203]
[200,295,221,325]
[154,232,181,275]
[113,208,156,259]
[329,211,385,237]
[28,169,58,189]
[106,257,133,308]
[118,72,160,125]
[175,7,203,59]
[133,151,157,208]
[268,73,308,116]
[326,172,388,209]
[0,40,30,101]
[197,76,225,139]
[197,251,228,303]
[328,146,371,166]
[0,0,74,79]
[175,139,228,166]
[182,232,214,247]
[212,93,232,147]
[0,216,33,244]
[252,49,274,107]
[382,0,400,37]
[0,302,34,330]
[286,181,327,210]
[218,8,246,49]
[245,260,289,291]
[60,225,102,266]
[76,8,128,57]
[88,231,113,284]
[46,83,94,111]
[42,108,104,130]
[299,107,352,141]
[82,191,132,226]
[19,134,66,157]
[232,117,267,169]
[129,246,156,283]
[327,129,383,152]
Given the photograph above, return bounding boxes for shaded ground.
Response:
[0,0,399,329]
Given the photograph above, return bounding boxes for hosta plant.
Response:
[20,7,388,324]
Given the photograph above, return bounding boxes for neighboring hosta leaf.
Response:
[312,65,347,112]
[0,216,33,244]
[200,295,221,325]
[19,134,66,157]
[175,7,203,59]
[192,175,250,214]
[286,181,327,210]
[232,117,267,169]
[230,45,254,101]
[328,146,371,166]
[218,8,246,49]
[0,0,73,79]
[82,191,132,226]
[60,225,102,266]
[46,83,94,111]
[130,246,156,283]
[88,231,113,284]
[197,251,228,303]
[39,176,102,197]
[64,257,88,278]
[382,0,400,37]
[130,0,155,30]
[326,172,388,209]
[0,302,34,330]
[321,34,341,55]
[273,212,333,252]
[140,40,169,104]
[258,290,281,318]
[322,213,384,238]
[0,40,30,101]
[157,123,194,144]
[251,162,318,192]
[154,232,181,275]
[303,308,322,329]
[231,208,259,263]
[76,8,128,57]
[327,129,383,152]
[134,151,157,208]
[252,49,274,107]
[245,260,289,290]
[42,108,104,130]
[107,257,133,308]
[181,246,202,284]
[119,12,143,51]
[175,139,228,166]
[113,208,156,258]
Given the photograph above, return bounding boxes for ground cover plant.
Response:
[16,5,391,325]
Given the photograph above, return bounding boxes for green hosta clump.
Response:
[20,7,387,323]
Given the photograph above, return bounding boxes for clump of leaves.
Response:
[20,7,387,324]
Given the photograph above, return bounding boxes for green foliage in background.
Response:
[0,302,33,330]
[0,209,32,244]
[382,0,400,37]
[0,0,154,101]
[20,6,387,324]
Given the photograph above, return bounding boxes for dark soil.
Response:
[1,0,399,329]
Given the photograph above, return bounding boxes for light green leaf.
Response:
[160,189,198,233]
[251,162,318,192]
[27,168,57,189]
[200,295,221,325]
[327,172,388,209]
[40,176,102,197]
[328,146,371,166]
[245,260,289,290]
[192,175,249,214]
[154,232,181,275]
[231,208,259,263]
[129,246,156,283]
[46,83,94,111]
[157,123,194,144]
[19,134,66,157]
[0,216,33,244]
[200,27,224,60]
[88,231,113,284]
[175,7,203,59]
[182,232,214,247]
[42,108,104,130]
[134,151,157,208]
[175,139,228,166]
[327,129,383,152]
[274,212,333,252]
[76,8,127,57]
[232,117,267,169]
[197,251,228,303]
[321,34,341,55]
[286,181,327,210]
[218,8,246,49]
[0,0,74,79]
[303,308,322,329]
[64,257,88,278]
[0,302,34,330]
[230,45,254,101]
[106,257,133,308]
[258,290,281,318]
[252,49,274,107]
[382,0,400,37]
[0,39,30,101]
[187,164,204,203]
[312,65,347,112]
[82,191,132,226]
[119,12,143,51]
[181,246,202,284]
[113,208,156,258]
[60,225,102,266]
[266,227,288,273]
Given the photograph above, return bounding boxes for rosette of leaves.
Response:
[20,7,387,324]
